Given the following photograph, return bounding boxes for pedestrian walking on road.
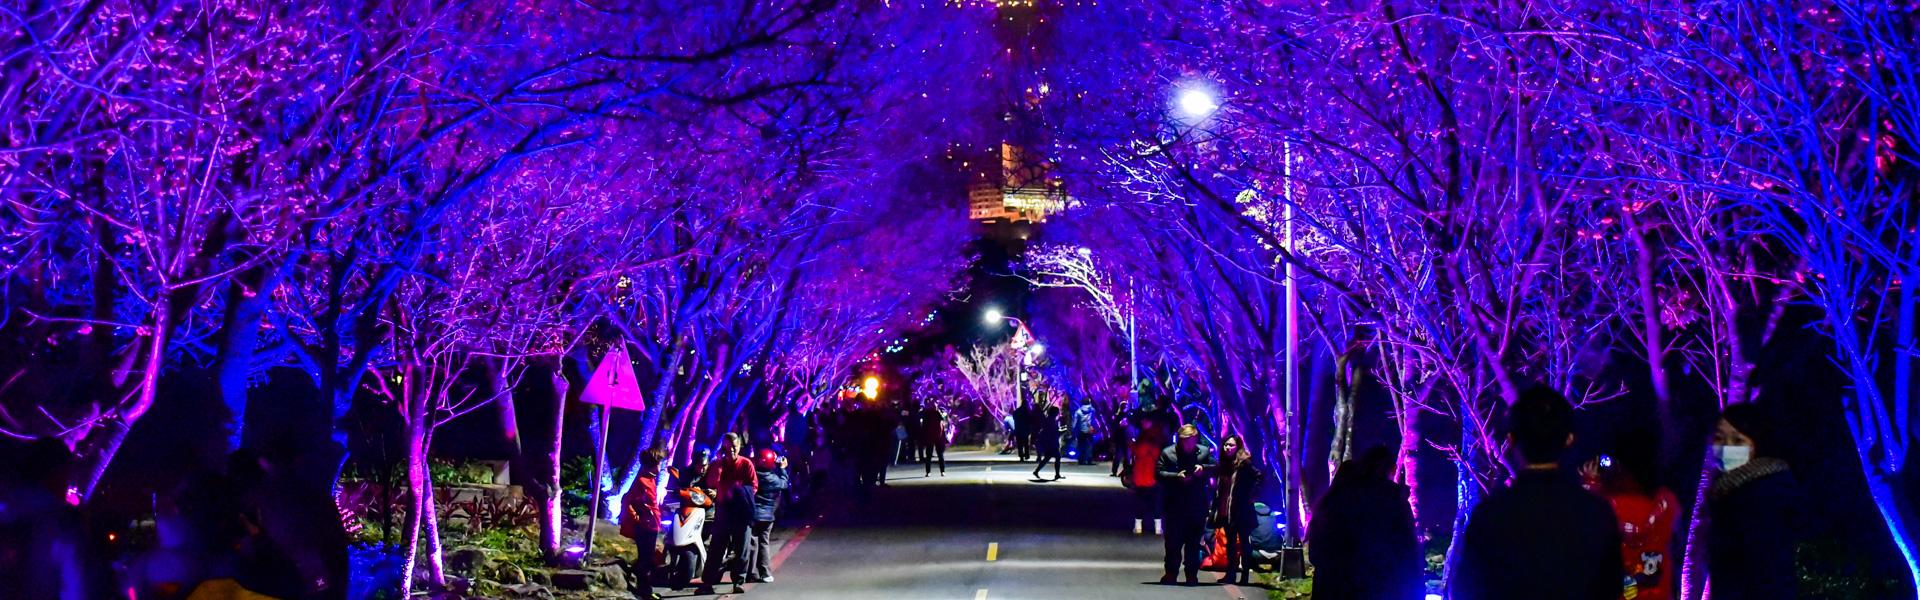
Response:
[1448,387,1621,600]
[1307,447,1421,600]
[999,412,1018,455]
[1108,401,1133,477]
[746,449,790,584]
[1072,403,1097,465]
[1157,424,1216,585]
[898,406,920,465]
[1212,435,1263,585]
[1031,404,1065,481]
[1705,403,1800,600]
[622,448,668,600]
[919,404,947,476]
[1011,400,1035,462]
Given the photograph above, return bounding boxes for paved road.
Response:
[665,450,1257,600]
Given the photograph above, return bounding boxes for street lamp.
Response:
[984,308,1034,409]
[1173,82,1220,122]
[1177,87,1218,119]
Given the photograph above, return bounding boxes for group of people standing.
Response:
[1443,389,1800,600]
[1303,387,1800,600]
[619,432,791,599]
[1096,396,1273,586]
[891,402,951,477]
[1053,387,1798,600]
[1001,398,1105,481]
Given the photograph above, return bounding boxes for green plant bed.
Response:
[1796,538,1911,598]
[1254,572,1314,599]
[430,459,498,486]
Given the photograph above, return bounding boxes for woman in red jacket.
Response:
[621,449,667,600]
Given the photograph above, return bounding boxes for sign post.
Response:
[578,343,645,560]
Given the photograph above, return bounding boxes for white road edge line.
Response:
[974,589,989,600]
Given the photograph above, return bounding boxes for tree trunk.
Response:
[76,306,173,500]
[1327,352,1356,476]
[399,415,430,597]
[213,262,284,454]
[1442,410,1488,584]
[1397,399,1423,537]
[538,367,570,561]
[1859,463,1920,592]
[1679,455,1715,600]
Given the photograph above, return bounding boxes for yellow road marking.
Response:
[974,589,989,600]
[986,542,999,561]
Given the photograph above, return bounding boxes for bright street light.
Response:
[862,376,880,400]
[1176,86,1219,120]
[982,307,1005,325]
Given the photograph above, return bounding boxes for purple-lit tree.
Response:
[0,0,359,498]
[953,340,1026,421]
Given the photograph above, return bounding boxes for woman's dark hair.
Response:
[1356,445,1395,481]
[641,447,666,471]
[1220,435,1245,462]
[1720,402,1779,458]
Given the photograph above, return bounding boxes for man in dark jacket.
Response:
[746,450,790,583]
[1157,424,1216,585]
[1449,387,1622,600]
[1308,447,1421,599]
[1011,400,1034,462]
[919,404,947,476]
[698,481,755,595]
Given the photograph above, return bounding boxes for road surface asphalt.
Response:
[658,449,1262,600]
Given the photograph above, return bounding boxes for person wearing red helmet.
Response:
[744,449,791,583]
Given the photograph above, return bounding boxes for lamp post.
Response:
[984,309,1042,409]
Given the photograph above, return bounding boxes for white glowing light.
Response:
[1177,87,1219,119]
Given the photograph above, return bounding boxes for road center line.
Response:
[985,542,999,561]
[974,589,989,600]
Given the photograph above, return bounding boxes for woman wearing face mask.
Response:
[1706,403,1800,600]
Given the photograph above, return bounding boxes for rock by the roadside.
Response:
[492,563,528,585]
[503,583,554,600]
[447,547,492,575]
[551,569,594,590]
[588,562,628,589]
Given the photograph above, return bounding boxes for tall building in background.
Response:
[964,1,1070,228]
[968,142,1070,224]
